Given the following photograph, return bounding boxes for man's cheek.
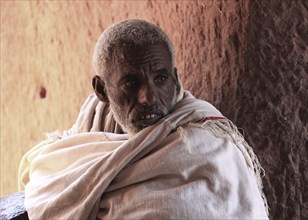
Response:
[163,85,176,101]
[157,92,172,109]
[114,91,127,106]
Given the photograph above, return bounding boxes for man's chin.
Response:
[124,117,162,136]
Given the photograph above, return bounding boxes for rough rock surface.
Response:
[0,1,307,219]
[230,1,308,219]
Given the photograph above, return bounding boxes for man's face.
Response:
[104,44,180,134]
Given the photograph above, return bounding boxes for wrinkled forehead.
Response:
[115,43,170,59]
[111,43,172,70]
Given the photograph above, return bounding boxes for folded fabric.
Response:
[19,91,268,219]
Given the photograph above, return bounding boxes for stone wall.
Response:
[1,1,306,219]
[230,1,307,219]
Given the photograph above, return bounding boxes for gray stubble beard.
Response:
[108,83,183,136]
[108,98,138,135]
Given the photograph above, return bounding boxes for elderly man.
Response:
[19,19,268,219]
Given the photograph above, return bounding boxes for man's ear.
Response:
[92,75,109,102]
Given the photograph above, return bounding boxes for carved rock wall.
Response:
[231,1,307,219]
[1,1,306,219]
[1,0,246,196]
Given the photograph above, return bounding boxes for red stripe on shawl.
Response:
[196,116,226,123]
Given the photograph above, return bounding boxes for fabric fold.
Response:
[19,91,268,219]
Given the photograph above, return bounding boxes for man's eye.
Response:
[155,74,168,84]
[124,79,137,88]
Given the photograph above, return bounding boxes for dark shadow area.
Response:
[229,0,307,219]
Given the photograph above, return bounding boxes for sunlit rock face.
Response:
[1,1,306,219]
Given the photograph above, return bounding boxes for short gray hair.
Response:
[93,19,175,77]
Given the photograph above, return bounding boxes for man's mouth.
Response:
[137,113,163,127]
[140,114,157,120]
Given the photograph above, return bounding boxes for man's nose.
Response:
[138,84,157,106]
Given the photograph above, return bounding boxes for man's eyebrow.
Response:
[117,65,138,79]
[119,73,138,83]
[154,68,168,74]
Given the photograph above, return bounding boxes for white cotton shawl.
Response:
[19,91,268,219]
